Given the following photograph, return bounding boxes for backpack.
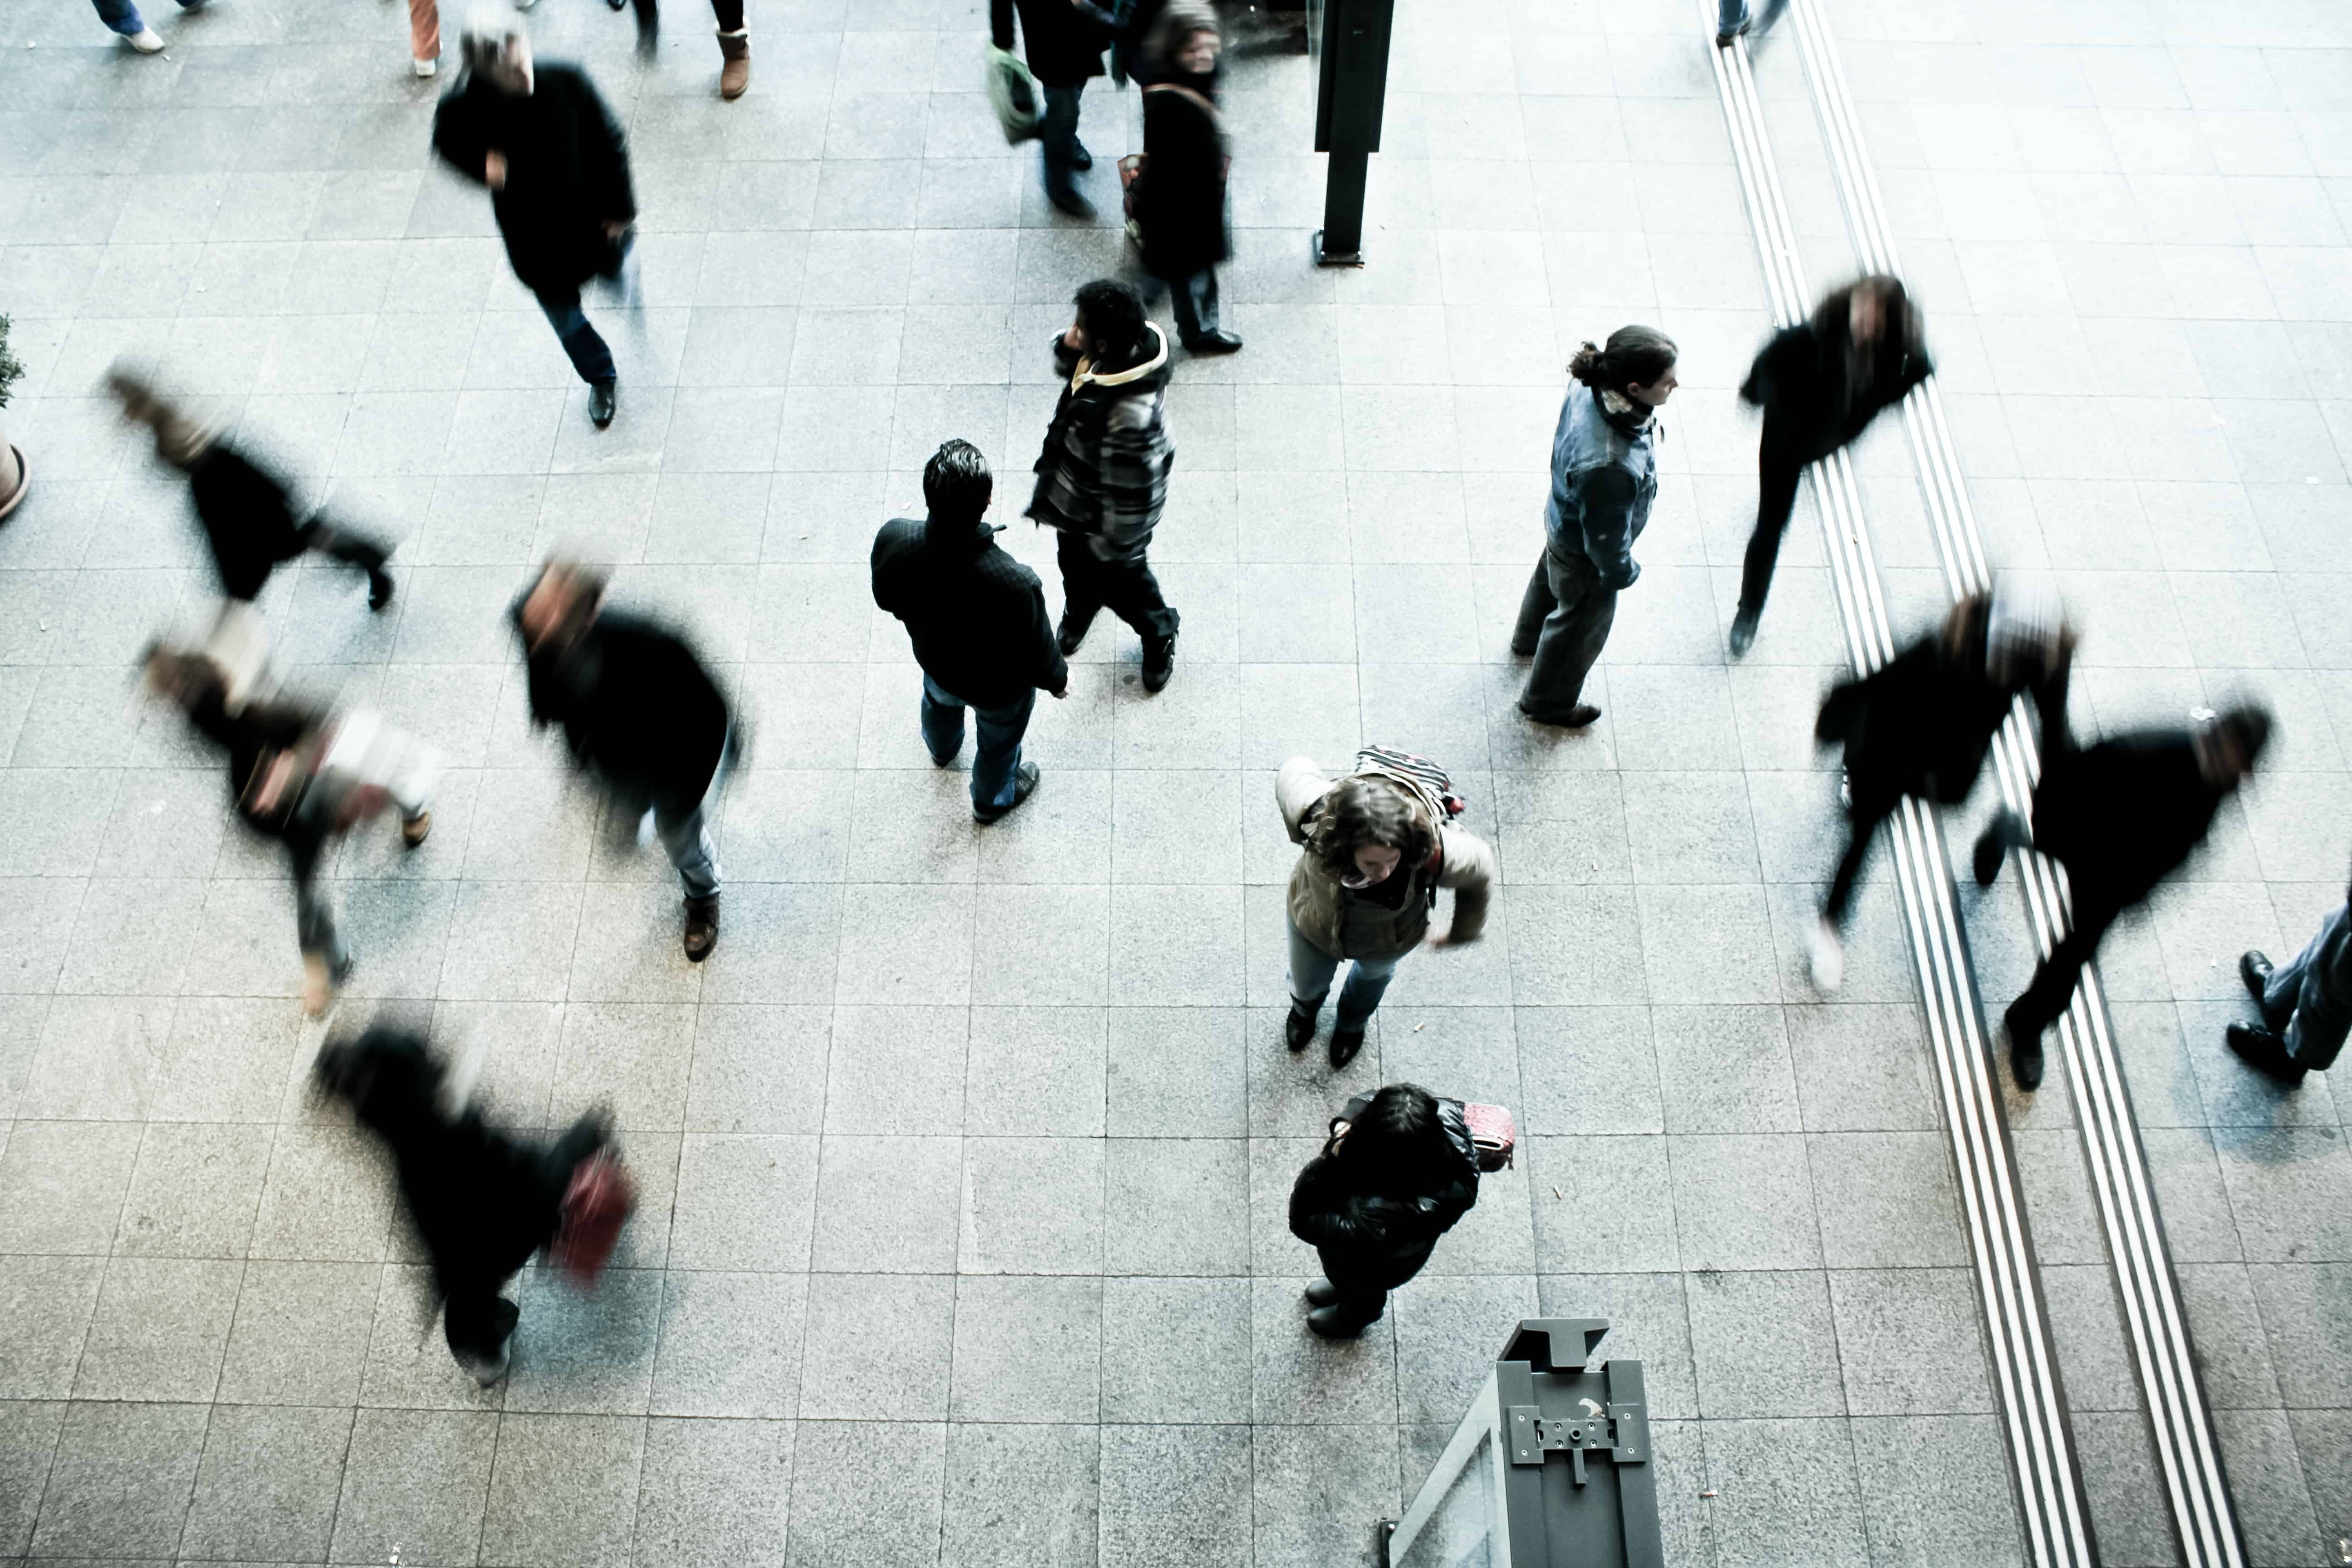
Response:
[1352,745,1468,823]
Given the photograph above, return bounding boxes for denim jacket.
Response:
[1543,386,1657,591]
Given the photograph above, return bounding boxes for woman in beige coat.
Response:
[1277,756,1496,1068]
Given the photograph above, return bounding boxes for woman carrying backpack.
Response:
[1288,1083,1482,1338]
[1276,751,1496,1068]
[1129,2,1240,354]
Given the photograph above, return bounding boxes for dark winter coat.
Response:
[187,445,313,602]
[2030,730,2226,915]
[1816,632,2068,817]
[1136,75,1230,281]
[1544,387,1657,591]
[431,63,636,296]
[871,515,1069,710]
[990,0,1117,86]
[514,607,730,808]
[1740,289,1933,468]
[1289,1101,1481,1291]
[1028,326,1176,561]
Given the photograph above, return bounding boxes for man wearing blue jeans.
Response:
[872,441,1070,824]
[91,0,200,53]
[1716,0,1786,46]
[2230,878,2352,1087]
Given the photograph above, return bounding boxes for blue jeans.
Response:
[921,676,1035,813]
[1040,83,1084,199]
[1287,918,1404,1033]
[2264,903,2352,1072]
[93,0,198,34]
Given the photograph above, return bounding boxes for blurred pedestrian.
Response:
[1132,3,1241,355]
[1110,0,1169,86]
[432,16,638,430]
[1813,583,2071,997]
[991,0,1120,216]
[1730,275,1931,657]
[88,0,201,54]
[1029,280,1182,692]
[1977,705,2269,1090]
[1715,0,1786,46]
[2230,871,2352,1087]
[314,1027,631,1387]
[145,647,436,1014]
[109,367,397,630]
[1275,751,1494,1068]
[510,558,733,960]
[1514,328,1677,730]
[1288,1084,1482,1338]
[872,441,1070,822]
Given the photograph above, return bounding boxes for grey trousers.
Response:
[1513,548,1616,719]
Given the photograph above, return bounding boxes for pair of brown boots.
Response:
[717,29,750,99]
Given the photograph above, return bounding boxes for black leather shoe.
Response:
[1182,329,1243,355]
[589,380,617,429]
[1306,1305,1369,1339]
[1715,15,1749,44]
[1070,140,1093,172]
[1285,1007,1315,1052]
[1519,701,1601,729]
[1728,607,1758,658]
[1048,186,1096,219]
[1057,615,1091,657]
[683,894,719,962]
[1328,1027,1364,1070]
[1142,633,1176,693]
[368,572,396,612]
[1304,1278,1340,1307]
[2004,1000,2046,1090]
[2225,1022,2307,1086]
[974,761,1040,823]
[1973,826,2005,889]
[2240,950,2274,1003]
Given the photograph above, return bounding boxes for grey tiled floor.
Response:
[0,0,2342,1563]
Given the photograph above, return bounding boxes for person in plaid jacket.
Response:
[1026,279,1183,693]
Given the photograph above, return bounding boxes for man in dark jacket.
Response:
[1976,705,2270,1091]
[1029,280,1182,693]
[992,0,1119,216]
[314,1027,615,1387]
[2230,873,2352,1087]
[110,369,398,613]
[874,441,1069,823]
[431,20,637,430]
[1731,275,1932,657]
[1289,1085,1481,1339]
[512,559,732,960]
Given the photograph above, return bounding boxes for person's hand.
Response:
[1050,682,1069,700]
[603,220,629,240]
[485,150,507,191]
[1424,925,1452,949]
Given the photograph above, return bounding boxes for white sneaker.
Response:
[1807,918,1844,994]
[414,54,438,76]
[127,26,165,51]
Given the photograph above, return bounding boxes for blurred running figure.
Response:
[1715,0,1786,46]
[1514,328,1677,730]
[432,16,638,430]
[1977,704,2270,1090]
[511,559,733,961]
[145,647,436,1014]
[314,1027,631,1386]
[1812,584,2072,997]
[1731,276,1931,657]
[2230,872,2352,1087]
[991,0,1120,216]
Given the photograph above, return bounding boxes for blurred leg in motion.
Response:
[713,0,749,98]
[409,0,440,72]
[534,287,618,387]
[1040,84,1090,215]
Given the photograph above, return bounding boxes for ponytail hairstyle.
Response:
[1568,325,1678,396]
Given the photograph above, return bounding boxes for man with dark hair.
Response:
[1976,704,2272,1090]
[1028,280,1182,692]
[991,0,1120,216]
[432,20,637,430]
[2229,872,2352,1087]
[511,558,733,960]
[873,440,1070,823]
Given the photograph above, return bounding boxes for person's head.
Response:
[1567,325,1679,409]
[516,557,608,653]
[2193,705,2271,791]
[1306,775,1436,892]
[923,439,994,526]
[1836,274,1909,347]
[106,366,212,470]
[1334,1083,1461,1192]
[1148,1,1221,74]
[1066,279,1149,361]
[461,10,533,93]
[313,1028,447,1127]
[141,642,225,711]
[1982,578,2070,688]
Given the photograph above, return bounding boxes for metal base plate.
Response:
[1312,229,1366,267]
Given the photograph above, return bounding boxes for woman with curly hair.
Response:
[1274,754,1496,1068]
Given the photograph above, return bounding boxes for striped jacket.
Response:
[1025,324,1175,562]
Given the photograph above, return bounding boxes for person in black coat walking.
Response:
[872,440,1070,823]
[1809,584,2071,997]
[1731,275,1932,657]
[1133,3,1240,354]
[431,19,637,430]
[511,558,734,960]
[109,369,397,615]
[1289,1084,1481,1338]
[314,1027,618,1386]
[1976,705,2270,1090]
[992,0,1119,216]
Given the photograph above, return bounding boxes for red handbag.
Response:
[550,1149,636,1285]
[1461,1102,1516,1172]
